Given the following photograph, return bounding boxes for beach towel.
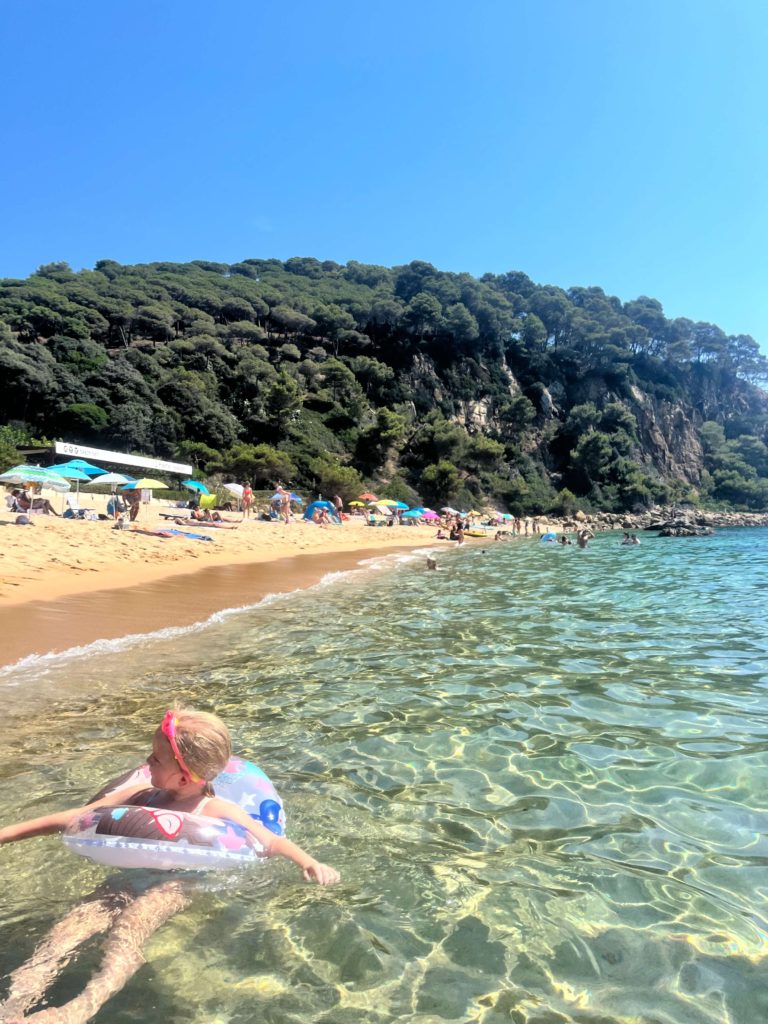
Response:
[162,529,215,542]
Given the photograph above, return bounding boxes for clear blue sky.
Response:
[2,1,766,349]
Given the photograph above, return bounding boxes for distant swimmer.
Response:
[576,528,593,549]
[426,556,439,570]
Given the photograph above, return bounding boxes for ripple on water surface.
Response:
[1,530,767,1023]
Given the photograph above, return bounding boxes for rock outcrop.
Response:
[556,505,768,536]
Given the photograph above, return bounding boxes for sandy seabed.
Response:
[0,499,441,666]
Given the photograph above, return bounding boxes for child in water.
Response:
[0,708,340,1023]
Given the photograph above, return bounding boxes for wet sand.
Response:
[0,546,417,667]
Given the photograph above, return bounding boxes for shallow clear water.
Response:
[1,530,767,1023]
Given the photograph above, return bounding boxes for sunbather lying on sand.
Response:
[189,509,239,524]
[174,517,238,531]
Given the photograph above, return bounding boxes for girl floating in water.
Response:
[0,708,339,1023]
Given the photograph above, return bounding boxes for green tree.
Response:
[308,455,363,502]
[404,292,443,339]
[265,371,302,431]
[223,442,297,485]
[419,460,462,503]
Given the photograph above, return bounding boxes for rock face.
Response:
[628,386,704,484]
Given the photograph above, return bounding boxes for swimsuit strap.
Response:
[124,788,210,815]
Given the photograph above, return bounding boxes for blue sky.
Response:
[2,1,766,348]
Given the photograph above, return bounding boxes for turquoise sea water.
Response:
[1,529,767,1024]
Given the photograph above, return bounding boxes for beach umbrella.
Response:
[349,500,365,506]
[55,459,107,476]
[48,465,91,481]
[0,464,72,491]
[377,499,398,506]
[358,492,378,501]
[223,483,244,498]
[422,510,440,520]
[48,464,93,502]
[401,510,422,518]
[181,480,210,495]
[87,473,133,486]
[121,478,168,490]
[392,501,409,510]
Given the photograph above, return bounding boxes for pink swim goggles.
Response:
[161,710,203,783]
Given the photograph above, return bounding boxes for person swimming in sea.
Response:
[0,707,339,1023]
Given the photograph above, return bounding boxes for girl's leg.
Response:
[0,891,128,1019]
[20,881,189,1024]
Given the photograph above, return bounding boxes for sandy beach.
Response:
[0,495,561,667]
[0,498,442,665]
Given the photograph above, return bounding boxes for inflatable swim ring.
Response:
[64,757,286,872]
[63,805,265,871]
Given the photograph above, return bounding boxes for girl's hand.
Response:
[302,859,340,885]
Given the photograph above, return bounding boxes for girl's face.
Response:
[147,729,184,789]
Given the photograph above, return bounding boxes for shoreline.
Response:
[0,543,431,668]
[0,501,559,668]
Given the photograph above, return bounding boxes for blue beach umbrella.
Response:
[401,510,422,518]
[49,465,92,481]
[393,501,409,510]
[181,480,210,495]
[56,459,107,476]
[49,464,92,499]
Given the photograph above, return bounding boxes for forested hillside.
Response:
[1,257,767,512]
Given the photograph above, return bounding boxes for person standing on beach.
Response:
[242,482,253,519]
[125,489,141,522]
[333,494,343,522]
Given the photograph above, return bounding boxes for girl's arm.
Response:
[0,808,84,843]
[206,797,340,885]
[0,784,150,845]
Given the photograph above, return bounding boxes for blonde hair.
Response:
[173,708,232,796]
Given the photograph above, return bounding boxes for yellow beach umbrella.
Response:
[377,499,398,506]
[349,500,365,506]
[122,478,169,490]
